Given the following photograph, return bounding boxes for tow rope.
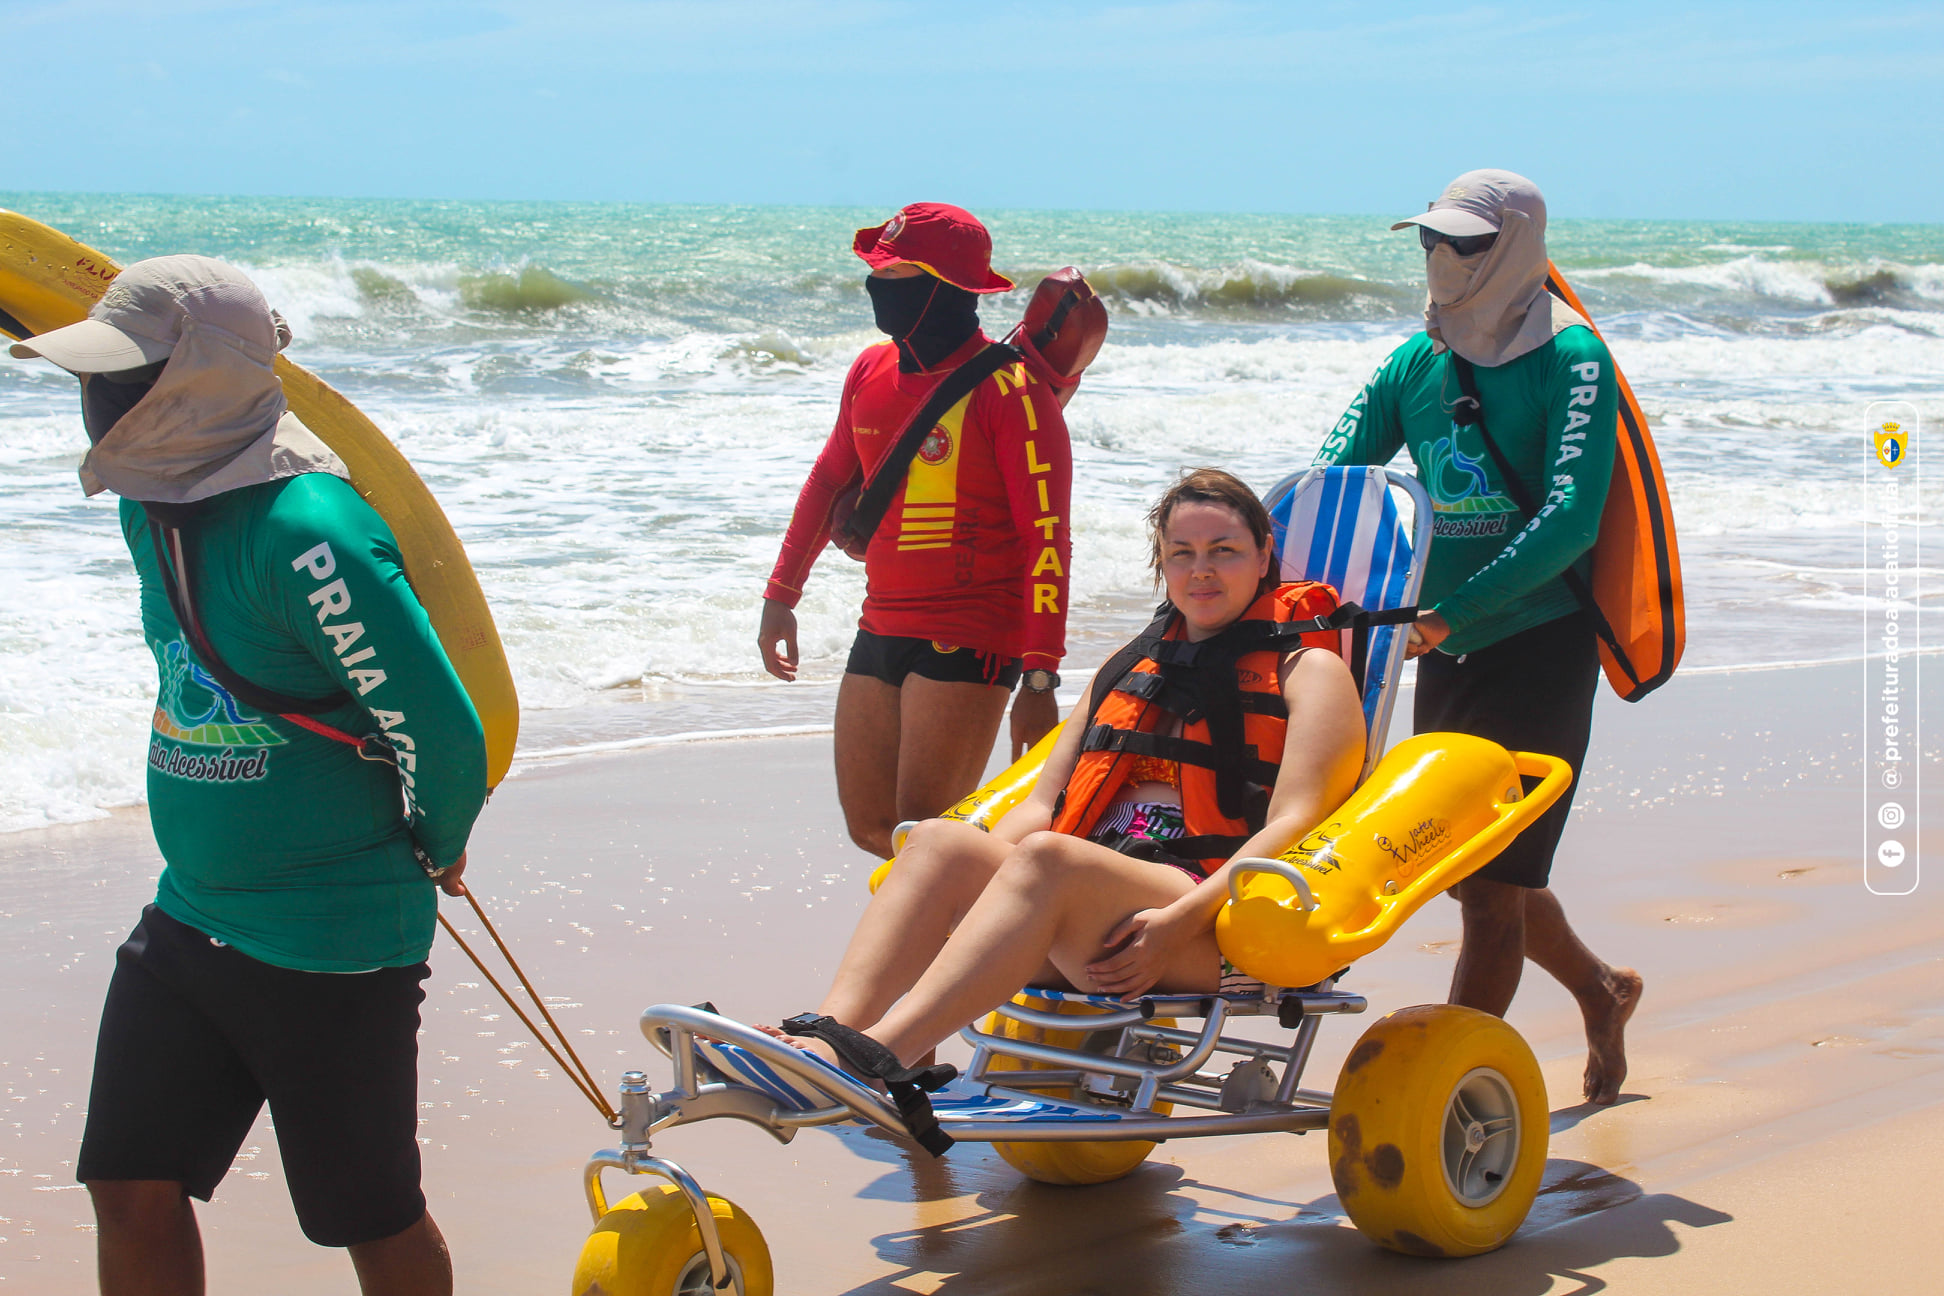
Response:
[437,888,619,1126]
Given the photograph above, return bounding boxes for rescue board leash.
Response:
[436,892,619,1125]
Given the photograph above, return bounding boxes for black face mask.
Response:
[79,359,169,445]
[866,273,979,372]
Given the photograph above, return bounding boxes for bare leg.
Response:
[1448,875,1526,1017]
[834,673,1012,859]
[90,1180,202,1296]
[1450,878,1641,1105]
[815,819,1012,1027]
[893,676,1010,827]
[865,832,1215,1067]
[834,673,903,857]
[347,1211,452,1296]
[1523,887,1641,1105]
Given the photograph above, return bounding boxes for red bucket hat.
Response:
[853,203,1014,294]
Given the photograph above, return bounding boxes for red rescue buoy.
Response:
[1012,267,1108,405]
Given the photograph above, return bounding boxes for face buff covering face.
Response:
[80,360,169,445]
[1416,173,1589,367]
[866,272,980,372]
[1426,243,1486,309]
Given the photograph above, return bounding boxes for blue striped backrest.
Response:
[1267,467,1420,763]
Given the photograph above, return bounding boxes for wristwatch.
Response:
[412,844,451,880]
[1020,669,1061,694]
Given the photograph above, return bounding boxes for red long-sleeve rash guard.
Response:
[764,334,1073,672]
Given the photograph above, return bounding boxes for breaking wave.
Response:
[1577,255,1944,314]
[1078,261,1413,319]
[457,266,600,312]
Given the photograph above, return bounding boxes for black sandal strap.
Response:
[780,1013,957,1156]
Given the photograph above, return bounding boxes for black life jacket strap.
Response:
[1166,832,1254,858]
[144,504,393,765]
[1128,602,1414,669]
[1098,831,1252,865]
[1108,667,1290,721]
[779,1014,957,1157]
[1082,724,1280,790]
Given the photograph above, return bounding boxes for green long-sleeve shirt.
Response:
[122,472,487,972]
[1314,328,1618,656]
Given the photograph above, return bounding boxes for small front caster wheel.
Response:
[572,1183,773,1296]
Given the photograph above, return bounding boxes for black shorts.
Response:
[845,629,1020,689]
[1414,610,1598,889]
[77,905,430,1248]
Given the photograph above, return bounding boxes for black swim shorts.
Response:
[76,905,430,1248]
[845,629,1021,689]
[1413,609,1599,889]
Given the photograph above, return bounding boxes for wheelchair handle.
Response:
[1227,857,1318,912]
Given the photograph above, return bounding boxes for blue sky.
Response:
[4,1,1937,221]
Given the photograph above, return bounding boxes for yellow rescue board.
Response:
[0,210,519,789]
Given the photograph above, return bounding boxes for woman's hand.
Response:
[1405,609,1451,659]
[1086,905,1196,1001]
[758,598,799,681]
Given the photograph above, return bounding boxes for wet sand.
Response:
[1,658,1939,1294]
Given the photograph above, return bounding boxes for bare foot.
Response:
[1582,966,1642,1105]
[754,1025,858,1079]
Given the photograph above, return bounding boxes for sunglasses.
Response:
[1419,226,1499,257]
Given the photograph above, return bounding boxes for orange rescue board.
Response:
[1547,262,1685,701]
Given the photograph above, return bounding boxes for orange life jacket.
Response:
[1050,581,1344,875]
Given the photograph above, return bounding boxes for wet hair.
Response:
[1146,467,1275,587]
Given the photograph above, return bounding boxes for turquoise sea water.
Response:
[1,193,1940,830]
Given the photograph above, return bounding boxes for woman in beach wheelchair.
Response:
[765,468,1366,1119]
[579,466,1571,1292]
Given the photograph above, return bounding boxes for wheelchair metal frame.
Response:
[585,975,1369,1291]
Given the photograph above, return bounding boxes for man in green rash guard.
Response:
[8,256,486,1295]
[1314,171,1641,1106]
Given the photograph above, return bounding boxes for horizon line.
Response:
[4,188,1941,233]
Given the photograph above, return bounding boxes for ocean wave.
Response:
[1079,260,1412,319]
[193,248,1944,363]
[457,265,600,312]
[6,193,1944,832]
[723,330,816,369]
[1577,255,1944,314]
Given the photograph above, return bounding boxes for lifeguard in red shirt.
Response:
[758,203,1073,859]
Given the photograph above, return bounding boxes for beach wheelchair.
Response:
[573,468,1572,1293]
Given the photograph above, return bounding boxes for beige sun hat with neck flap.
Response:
[1393,169,1589,367]
[9,254,345,503]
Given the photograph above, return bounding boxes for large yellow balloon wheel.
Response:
[980,996,1177,1186]
[1328,1004,1548,1258]
[572,1184,773,1296]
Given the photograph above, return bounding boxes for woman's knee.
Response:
[997,831,1081,890]
[900,816,959,857]
[879,818,997,899]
